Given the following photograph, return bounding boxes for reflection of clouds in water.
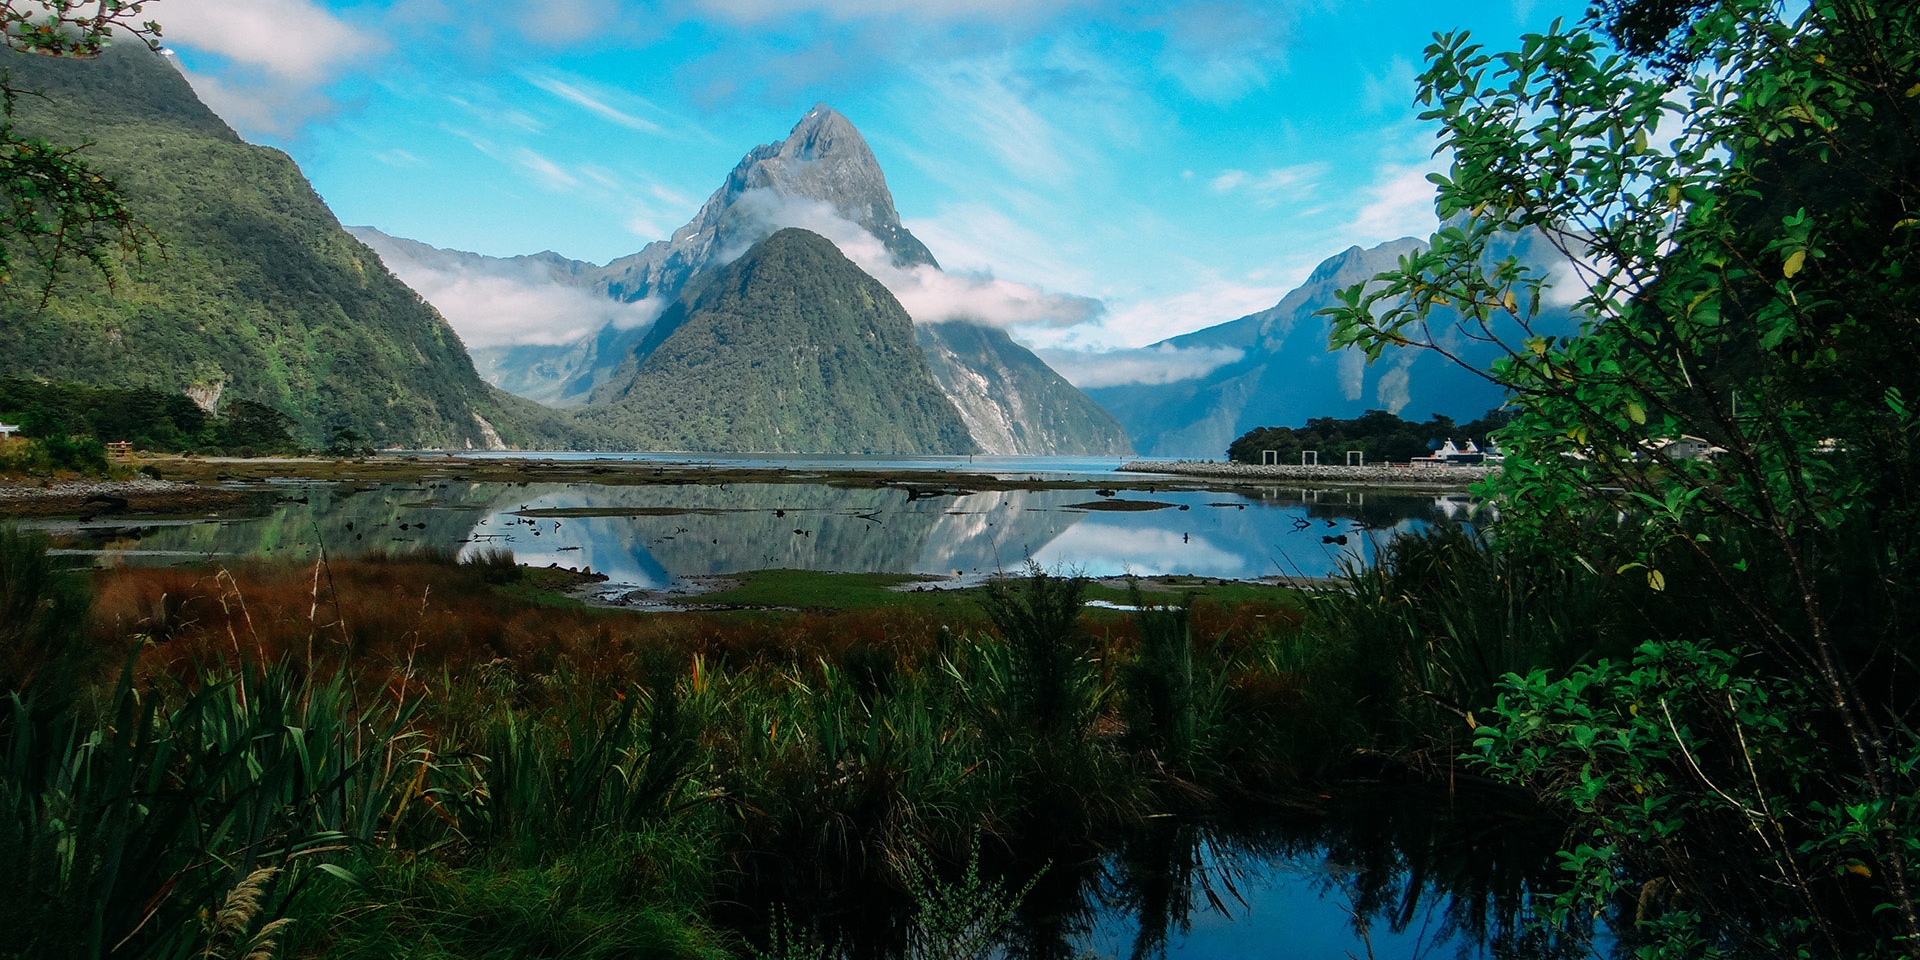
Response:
[495,518,673,589]
[918,490,1079,575]
[461,492,676,589]
[103,480,1452,586]
[1431,496,1496,522]
[1032,525,1252,579]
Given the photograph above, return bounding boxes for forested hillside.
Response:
[0,45,562,449]
[578,229,974,454]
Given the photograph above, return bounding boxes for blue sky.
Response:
[156,0,1587,353]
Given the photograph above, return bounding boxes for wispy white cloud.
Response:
[1339,161,1441,246]
[1360,55,1418,113]
[515,0,628,45]
[167,56,337,138]
[375,148,427,168]
[1209,163,1325,208]
[691,0,1091,25]
[515,148,581,189]
[904,204,1099,291]
[915,59,1074,185]
[159,0,384,137]
[524,73,664,133]
[159,0,380,83]
[1037,343,1246,388]
[1147,1,1294,102]
[1048,276,1292,351]
[357,236,662,348]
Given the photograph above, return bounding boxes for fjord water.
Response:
[56,474,1480,590]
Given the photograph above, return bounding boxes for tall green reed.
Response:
[0,656,425,960]
[1298,525,1619,757]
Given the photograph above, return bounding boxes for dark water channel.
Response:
[742,778,1584,960]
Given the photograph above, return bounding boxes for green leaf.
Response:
[317,863,368,890]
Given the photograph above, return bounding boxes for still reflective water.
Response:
[753,781,1582,960]
[45,478,1489,590]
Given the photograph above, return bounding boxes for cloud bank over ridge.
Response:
[720,189,1105,330]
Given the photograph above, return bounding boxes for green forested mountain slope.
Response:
[578,228,974,454]
[0,45,556,449]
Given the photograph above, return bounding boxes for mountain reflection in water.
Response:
[59,481,1479,587]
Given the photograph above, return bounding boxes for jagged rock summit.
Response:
[595,103,937,306]
[428,104,947,406]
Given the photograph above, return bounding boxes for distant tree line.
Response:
[0,377,300,468]
[1227,408,1515,464]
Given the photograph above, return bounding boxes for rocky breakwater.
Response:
[1120,459,1493,489]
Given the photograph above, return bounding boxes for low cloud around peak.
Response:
[721,188,1104,329]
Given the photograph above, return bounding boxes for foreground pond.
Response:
[43,477,1486,590]
[742,780,1582,960]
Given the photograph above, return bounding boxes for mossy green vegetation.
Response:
[0,376,299,455]
[663,568,1300,620]
[693,569,951,611]
[1319,0,1920,953]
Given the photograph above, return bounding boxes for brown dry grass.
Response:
[88,557,1019,698]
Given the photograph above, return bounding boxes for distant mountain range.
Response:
[353,106,1130,456]
[0,44,1560,460]
[1083,231,1575,458]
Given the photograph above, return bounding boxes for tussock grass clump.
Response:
[459,546,521,584]
[0,525,96,704]
[1281,524,1625,770]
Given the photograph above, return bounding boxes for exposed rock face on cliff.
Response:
[916,321,1131,456]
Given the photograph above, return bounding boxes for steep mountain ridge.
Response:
[345,226,630,406]
[370,106,943,408]
[574,228,973,454]
[594,103,939,307]
[0,45,561,449]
